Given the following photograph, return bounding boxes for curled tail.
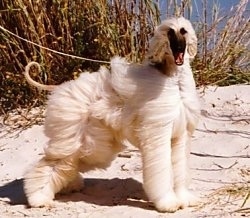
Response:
[23,61,56,91]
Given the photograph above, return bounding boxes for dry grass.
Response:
[193,0,250,86]
[194,183,250,216]
[0,0,249,114]
[193,168,250,216]
[0,0,159,113]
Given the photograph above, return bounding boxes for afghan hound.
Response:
[24,16,200,212]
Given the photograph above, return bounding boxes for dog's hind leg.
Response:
[59,173,84,194]
[24,153,80,207]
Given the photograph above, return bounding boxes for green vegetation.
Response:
[0,0,249,114]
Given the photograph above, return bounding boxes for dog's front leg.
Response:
[172,133,199,208]
[140,124,180,212]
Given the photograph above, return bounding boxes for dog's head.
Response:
[146,17,197,74]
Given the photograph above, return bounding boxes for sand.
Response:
[0,85,249,218]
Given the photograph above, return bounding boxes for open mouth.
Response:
[174,52,184,65]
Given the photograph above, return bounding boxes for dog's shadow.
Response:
[58,177,153,210]
[0,177,153,210]
[0,179,28,205]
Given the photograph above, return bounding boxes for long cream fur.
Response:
[24,17,200,212]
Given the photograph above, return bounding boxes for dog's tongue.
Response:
[175,52,184,65]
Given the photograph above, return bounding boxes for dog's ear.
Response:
[184,20,198,58]
[187,35,197,58]
[146,27,173,65]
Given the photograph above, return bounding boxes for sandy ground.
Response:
[0,85,249,218]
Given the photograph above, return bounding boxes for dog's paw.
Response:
[153,191,181,213]
[28,192,54,208]
[175,188,200,208]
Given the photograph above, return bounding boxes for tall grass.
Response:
[193,0,250,85]
[0,0,249,114]
[0,0,159,113]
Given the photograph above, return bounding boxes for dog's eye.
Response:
[167,28,175,37]
[180,28,187,35]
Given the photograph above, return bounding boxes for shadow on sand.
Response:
[0,177,153,210]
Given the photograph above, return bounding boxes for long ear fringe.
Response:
[146,33,171,64]
[145,30,176,75]
[187,38,197,58]
[184,19,198,58]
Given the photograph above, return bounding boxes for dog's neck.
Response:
[144,53,178,76]
[153,61,177,76]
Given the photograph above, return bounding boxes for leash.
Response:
[0,25,111,64]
